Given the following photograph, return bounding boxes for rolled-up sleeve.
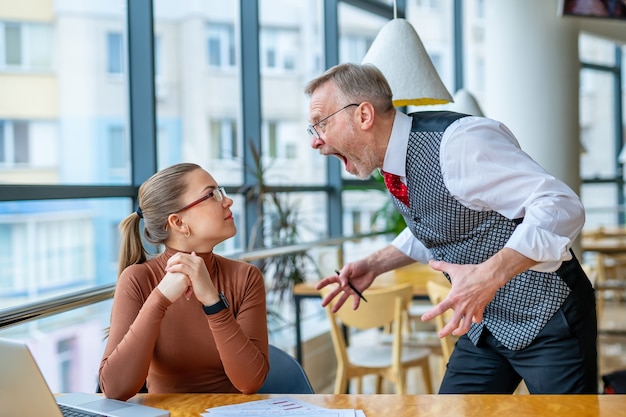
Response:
[441,116,584,272]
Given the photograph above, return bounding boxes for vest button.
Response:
[413,217,420,223]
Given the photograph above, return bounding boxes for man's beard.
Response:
[348,142,378,180]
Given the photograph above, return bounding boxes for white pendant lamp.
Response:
[361,17,453,107]
[448,88,485,117]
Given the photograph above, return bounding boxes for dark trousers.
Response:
[439,267,598,394]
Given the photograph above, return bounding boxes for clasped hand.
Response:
[158,252,219,305]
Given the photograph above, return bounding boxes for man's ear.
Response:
[357,102,376,131]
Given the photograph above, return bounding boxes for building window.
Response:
[207,23,235,68]
[107,125,127,171]
[57,337,77,392]
[260,28,298,72]
[0,120,30,166]
[0,120,5,163]
[0,22,53,70]
[106,32,123,74]
[210,119,238,159]
[268,122,278,158]
[4,23,22,66]
[13,121,29,164]
[339,35,374,65]
[0,224,12,292]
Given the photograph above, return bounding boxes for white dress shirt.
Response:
[386,110,584,273]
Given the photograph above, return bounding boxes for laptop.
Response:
[0,337,169,417]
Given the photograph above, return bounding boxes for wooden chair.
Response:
[425,280,456,377]
[322,283,433,394]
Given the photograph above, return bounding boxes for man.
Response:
[307,63,597,394]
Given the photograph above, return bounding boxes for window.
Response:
[0,120,30,166]
[4,23,22,66]
[260,28,298,72]
[106,32,123,74]
[207,23,235,68]
[57,337,77,392]
[210,119,238,159]
[0,121,4,163]
[0,224,12,291]
[261,121,300,162]
[268,122,278,158]
[0,22,53,70]
[107,125,127,172]
[339,34,374,64]
[13,121,29,164]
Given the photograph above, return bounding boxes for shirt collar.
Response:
[382,109,411,177]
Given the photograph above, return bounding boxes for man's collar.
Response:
[381,110,411,177]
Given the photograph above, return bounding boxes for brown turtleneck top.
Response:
[98,248,268,400]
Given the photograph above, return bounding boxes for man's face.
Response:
[308,83,377,179]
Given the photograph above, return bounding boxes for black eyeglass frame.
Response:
[306,103,359,139]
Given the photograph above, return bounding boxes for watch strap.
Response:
[203,292,229,315]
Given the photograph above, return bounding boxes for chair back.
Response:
[257,344,314,394]
[426,280,455,361]
[325,283,413,331]
[322,284,414,370]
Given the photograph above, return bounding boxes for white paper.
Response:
[202,396,363,417]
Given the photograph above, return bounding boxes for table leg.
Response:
[294,294,303,365]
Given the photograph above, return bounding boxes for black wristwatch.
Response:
[203,292,229,315]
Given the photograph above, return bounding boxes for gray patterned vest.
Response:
[394,111,572,350]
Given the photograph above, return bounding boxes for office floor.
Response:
[316,298,626,394]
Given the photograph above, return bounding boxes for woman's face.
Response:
[170,168,236,252]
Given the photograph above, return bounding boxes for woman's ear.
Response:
[166,213,186,234]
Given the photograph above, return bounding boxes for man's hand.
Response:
[315,261,376,312]
[421,248,536,338]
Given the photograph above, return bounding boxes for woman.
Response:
[99,163,268,400]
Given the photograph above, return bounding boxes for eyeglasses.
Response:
[307,103,359,139]
[175,187,227,213]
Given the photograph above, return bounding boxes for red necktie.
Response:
[382,170,410,207]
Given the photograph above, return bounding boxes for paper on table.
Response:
[202,396,364,417]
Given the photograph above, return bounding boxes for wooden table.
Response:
[130,393,626,417]
[292,264,449,364]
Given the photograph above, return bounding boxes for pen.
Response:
[335,269,367,302]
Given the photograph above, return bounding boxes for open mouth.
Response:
[332,153,348,168]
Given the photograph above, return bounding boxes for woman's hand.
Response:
[157,270,192,302]
[165,252,220,305]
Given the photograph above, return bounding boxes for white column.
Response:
[483,0,580,193]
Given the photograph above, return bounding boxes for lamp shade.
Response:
[448,88,485,117]
[362,18,453,107]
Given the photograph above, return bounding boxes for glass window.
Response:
[209,118,238,160]
[580,33,620,66]
[154,1,242,188]
[261,27,298,72]
[580,68,617,180]
[4,23,22,66]
[207,23,235,68]
[0,22,52,70]
[13,121,29,164]
[0,2,130,185]
[107,125,127,172]
[106,32,123,74]
[0,121,4,162]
